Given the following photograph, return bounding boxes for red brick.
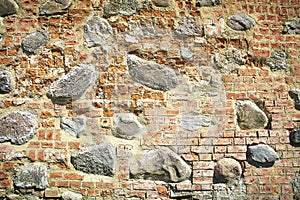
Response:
[64,173,84,180]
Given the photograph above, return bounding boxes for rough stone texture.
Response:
[0,111,36,145]
[283,18,300,34]
[175,17,202,36]
[39,0,72,15]
[236,100,268,130]
[60,117,85,138]
[289,88,300,110]
[180,48,193,60]
[129,147,191,182]
[113,113,144,139]
[127,55,179,91]
[293,172,300,200]
[84,16,113,48]
[71,144,115,176]
[213,180,247,200]
[290,128,300,146]
[196,0,221,6]
[227,13,256,31]
[214,158,242,183]
[214,48,247,73]
[62,191,83,200]
[179,115,211,131]
[22,31,49,54]
[13,163,49,189]
[47,64,96,104]
[247,144,279,163]
[265,50,287,71]
[0,0,19,16]
[152,0,171,7]
[103,0,138,16]
[0,70,13,94]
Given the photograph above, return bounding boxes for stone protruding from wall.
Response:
[179,115,211,131]
[84,16,113,48]
[283,18,300,34]
[227,13,256,31]
[152,0,171,7]
[103,0,138,16]
[61,191,83,200]
[247,144,279,163]
[22,31,49,54]
[214,158,242,183]
[214,48,247,73]
[113,113,144,140]
[71,143,115,177]
[13,163,49,190]
[0,70,13,94]
[39,0,72,15]
[0,111,36,145]
[290,128,300,146]
[265,50,287,71]
[60,117,85,138]
[289,88,300,110]
[0,0,19,17]
[47,64,96,104]
[174,17,202,36]
[127,55,179,91]
[129,147,191,183]
[293,172,300,200]
[180,48,194,60]
[236,100,268,130]
[196,0,221,7]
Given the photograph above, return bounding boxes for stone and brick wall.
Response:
[0,0,299,199]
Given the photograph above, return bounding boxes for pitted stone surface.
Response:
[248,144,279,163]
[179,115,211,131]
[283,18,300,34]
[84,16,113,47]
[13,163,49,189]
[39,0,72,15]
[236,100,268,130]
[289,88,300,110]
[227,13,256,31]
[22,31,49,54]
[196,0,220,6]
[214,158,242,183]
[265,50,287,71]
[47,64,96,104]
[152,0,171,7]
[0,70,13,94]
[213,180,247,200]
[113,113,144,139]
[60,117,85,138]
[175,17,202,36]
[127,55,178,91]
[129,147,191,182]
[103,0,138,16]
[0,0,19,16]
[71,144,115,176]
[0,111,36,145]
[62,191,83,200]
[214,48,247,73]
[290,128,300,146]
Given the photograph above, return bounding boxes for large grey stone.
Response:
[129,147,191,182]
[289,88,300,111]
[71,144,115,176]
[214,48,247,73]
[13,163,49,189]
[60,117,85,138]
[0,70,13,94]
[196,0,221,6]
[103,0,138,16]
[236,100,268,130]
[127,55,178,91]
[248,144,279,163]
[283,18,300,34]
[214,158,242,183]
[39,0,72,15]
[22,31,49,54]
[47,64,96,104]
[227,13,256,31]
[152,0,171,7]
[293,172,300,200]
[265,50,287,71]
[0,0,19,16]
[213,180,246,200]
[179,115,211,131]
[62,191,83,200]
[0,111,36,145]
[84,16,113,48]
[175,17,202,36]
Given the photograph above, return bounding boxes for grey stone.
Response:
[39,0,72,15]
[213,179,247,200]
[103,0,138,16]
[265,50,287,71]
[293,172,300,200]
[22,31,49,54]
[175,17,202,36]
[179,115,211,131]
[214,158,242,183]
[214,48,246,73]
[127,55,178,91]
[248,144,279,163]
[0,0,19,16]
[0,111,36,145]
[152,0,171,7]
[227,13,256,31]
[13,163,49,189]
[71,143,115,176]
[84,16,113,48]
[0,34,2,43]
[283,18,300,34]
[0,70,13,94]
[180,48,193,60]
[60,117,85,138]
[236,100,268,130]
[129,147,191,182]
[47,64,96,104]
[196,0,221,6]
[113,113,144,140]
[289,88,300,110]
[290,128,300,146]
[62,191,83,200]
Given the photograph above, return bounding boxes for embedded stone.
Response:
[289,88,300,110]
[248,144,279,163]
[236,100,268,130]
[127,55,178,91]
[13,163,49,189]
[0,111,36,145]
[62,191,83,200]
[129,147,191,182]
[113,113,144,140]
[47,64,96,104]
[180,48,193,60]
[22,31,49,54]
[71,143,115,176]
[39,0,72,15]
[227,13,256,31]
[60,117,85,138]
[213,180,246,199]
[293,172,300,200]
[152,0,171,7]
[214,48,247,73]
[0,70,13,94]
[175,17,202,36]
[103,0,138,16]
[290,128,300,146]
[283,18,300,34]
[179,116,211,131]
[0,0,19,16]
[84,16,113,48]
[214,158,242,183]
[265,50,287,71]
[196,0,221,6]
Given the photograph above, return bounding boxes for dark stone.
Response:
[293,172,300,200]
[152,0,171,7]
[129,147,191,182]
[179,115,211,131]
[0,111,37,145]
[227,13,256,31]
[103,0,138,16]
[47,64,96,105]
[60,117,85,138]
[214,158,242,183]
[174,17,202,36]
[290,128,300,147]
[214,48,247,73]
[196,0,221,6]
[22,31,49,54]
[265,50,287,71]
[0,70,13,94]
[71,144,115,176]
[13,163,49,189]
[40,0,72,15]
[247,144,279,164]
[289,88,300,111]
[283,18,300,34]
[0,0,19,16]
